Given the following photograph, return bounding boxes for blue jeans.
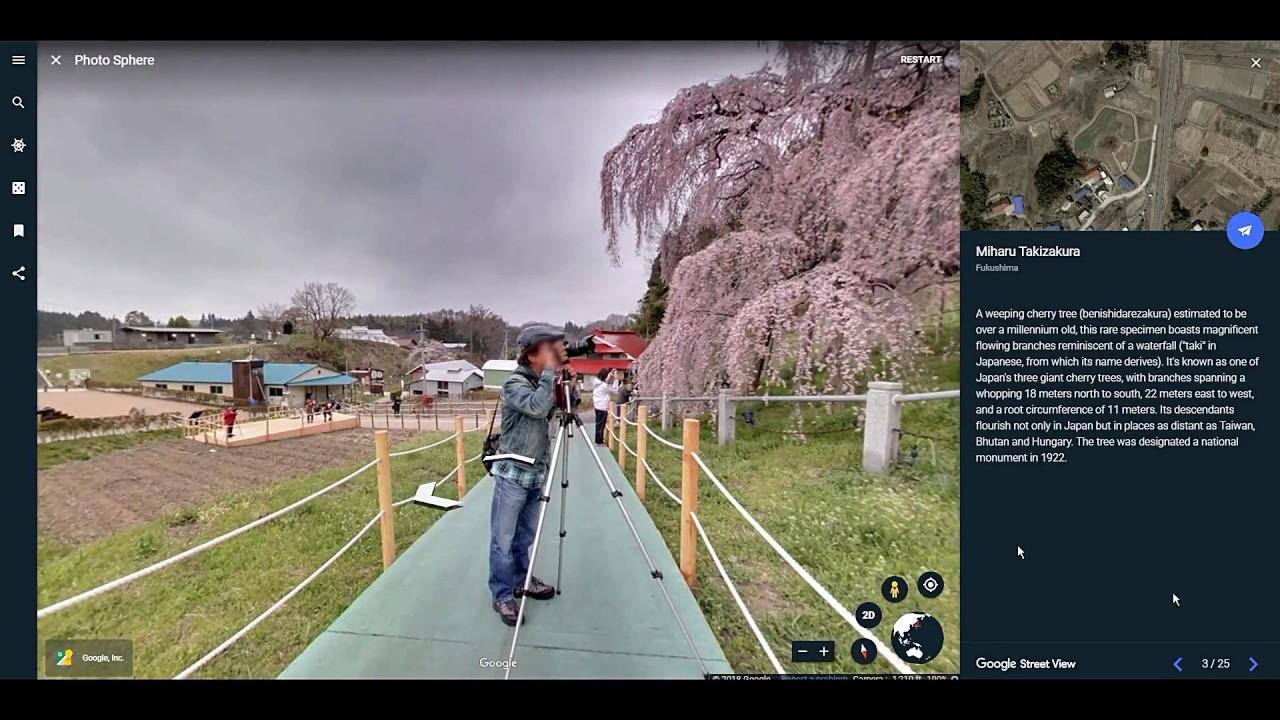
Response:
[488,474,542,602]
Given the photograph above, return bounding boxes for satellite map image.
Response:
[961,41,1280,231]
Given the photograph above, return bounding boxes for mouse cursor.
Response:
[1016,546,1024,559]
[1172,594,1180,607]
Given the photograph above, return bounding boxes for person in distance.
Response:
[488,325,574,626]
[592,369,620,445]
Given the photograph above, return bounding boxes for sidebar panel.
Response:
[2,41,36,678]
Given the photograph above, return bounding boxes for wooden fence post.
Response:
[635,405,648,502]
[679,418,699,587]
[617,403,628,471]
[606,401,616,450]
[375,430,396,570]
[454,415,467,498]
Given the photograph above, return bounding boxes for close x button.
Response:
[791,640,836,662]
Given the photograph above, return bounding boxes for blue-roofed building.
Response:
[139,361,356,404]
[1044,224,1061,231]
[1012,195,1024,214]
[1073,186,1092,200]
[1118,175,1135,190]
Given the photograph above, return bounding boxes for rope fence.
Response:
[600,390,957,675]
[37,413,496,679]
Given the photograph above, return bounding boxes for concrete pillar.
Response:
[863,381,903,473]
[717,389,736,446]
[660,394,671,431]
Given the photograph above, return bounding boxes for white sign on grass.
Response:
[69,369,91,382]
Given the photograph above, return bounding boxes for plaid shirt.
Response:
[491,366,557,490]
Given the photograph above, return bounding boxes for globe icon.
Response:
[890,612,944,664]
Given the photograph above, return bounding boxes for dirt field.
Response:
[36,390,208,418]
[987,41,1050,94]
[38,428,437,546]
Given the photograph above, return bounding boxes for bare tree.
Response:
[290,282,356,341]
[256,302,287,337]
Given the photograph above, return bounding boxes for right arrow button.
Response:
[1249,657,1258,673]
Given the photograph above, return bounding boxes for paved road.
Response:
[1148,41,1182,230]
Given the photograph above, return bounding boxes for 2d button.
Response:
[851,638,878,665]
[917,571,945,599]
[855,601,883,629]
[791,640,836,663]
[881,575,908,603]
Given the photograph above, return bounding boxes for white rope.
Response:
[37,458,377,619]
[690,452,914,675]
[174,511,385,679]
[39,431,467,620]
[465,424,488,433]
[643,424,684,451]
[624,442,638,458]
[388,432,458,457]
[691,513,786,674]
[642,459,682,506]
[465,449,485,464]
[639,459,782,672]
[177,452,470,678]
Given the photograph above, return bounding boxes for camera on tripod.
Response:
[552,337,595,412]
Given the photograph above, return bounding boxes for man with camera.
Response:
[487,325,577,626]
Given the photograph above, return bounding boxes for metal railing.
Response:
[634,382,960,471]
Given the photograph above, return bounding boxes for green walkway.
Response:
[281,422,732,679]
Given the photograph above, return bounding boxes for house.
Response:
[1117,175,1135,191]
[1011,195,1024,214]
[408,366,483,399]
[1104,86,1116,99]
[1192,221,1205,231]
[990,200,1013,216]
[116,325,224,348]
[1044,224,1061,231]
[390,335,417,350]
[482,359,518,389]
[138,361,356,405]
[333,326,399,345]
[442,342,467,350]
[408,359,478,383]
[1081,168,1103,185]
[61,328,113,347]
[1073,186,1092,200]
[568,328,649,382]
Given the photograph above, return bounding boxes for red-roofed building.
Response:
[590,329,648,360]
[566,328,648,379]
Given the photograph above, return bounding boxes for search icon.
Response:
[11,96,23,109]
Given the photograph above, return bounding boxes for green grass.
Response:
[37,431,482,678]
[39,345,256,387]
[1073,108,1135,158]
[38,429,183,470]
[1131,138,1153,182]
[620,335,960,674]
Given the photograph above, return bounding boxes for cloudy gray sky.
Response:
[36,43,771,325]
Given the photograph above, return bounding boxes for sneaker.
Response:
[493,598,524,626]
[514,576,556,601]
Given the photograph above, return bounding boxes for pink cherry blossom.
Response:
[601,42,959,397]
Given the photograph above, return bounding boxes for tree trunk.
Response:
[750,322,775,391]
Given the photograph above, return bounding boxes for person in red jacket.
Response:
[223,405,238,439]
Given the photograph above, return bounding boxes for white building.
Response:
[409,366,483,399]
[61,328,113,347]
[333,326,399,345]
